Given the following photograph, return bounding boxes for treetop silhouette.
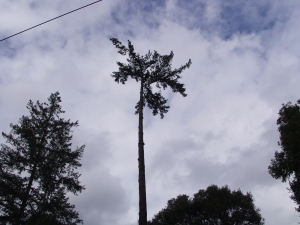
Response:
[110,38,191,118]
[269,99,300,213]
[0,92,84,225]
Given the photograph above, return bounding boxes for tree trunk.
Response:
[16,119,50,225]
[138,78,147,225]
[16,161,38,225]
[35,189,49,225]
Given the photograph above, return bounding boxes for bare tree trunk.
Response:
[138,78,147,225]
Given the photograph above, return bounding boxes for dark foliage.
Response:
[268,99,300,212]
[0,92,84,225]
[148,185,265,225]
[110,38,191,119]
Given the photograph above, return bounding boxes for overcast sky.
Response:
[1,0,300,224]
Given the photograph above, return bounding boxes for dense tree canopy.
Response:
[148,185,265,225]
[0,92,85,225]
[268,99,300,212]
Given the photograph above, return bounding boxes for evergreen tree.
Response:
[110,38,191,225]
[268,99,300,213]
[0,92,84,225]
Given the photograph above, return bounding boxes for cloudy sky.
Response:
[1,0,300,224]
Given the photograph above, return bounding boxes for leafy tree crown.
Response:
[268,99,300,212]
[268,100,300,182]
[148,185,264,225]
[110,38,192,118]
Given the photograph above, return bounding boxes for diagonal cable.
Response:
[0,0,102,42]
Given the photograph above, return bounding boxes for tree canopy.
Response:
[0,92,85,225]
[148,185,265,225]
[268,99,300,212]
[110,38,191,119]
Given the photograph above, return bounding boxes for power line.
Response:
[0,0,102,43]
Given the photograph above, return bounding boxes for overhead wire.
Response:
[0,0,102,43]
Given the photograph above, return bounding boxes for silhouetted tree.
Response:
[269,99,300,213]
[148,185,265,225]
[110,38,191,225]
[0,92,85,225]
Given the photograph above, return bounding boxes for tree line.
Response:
[0,38,299,224]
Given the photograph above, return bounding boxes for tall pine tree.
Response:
[110,38,191,225]
[0,92,85,225]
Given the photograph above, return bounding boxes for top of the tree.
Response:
[148,184,265,225]
[110,38,192,118]
[268,99,300,182]
[268,99,300,212]
[0,92,84,224]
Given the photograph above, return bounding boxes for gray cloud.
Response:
[1,0,300,224]
[70,168,129,225]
